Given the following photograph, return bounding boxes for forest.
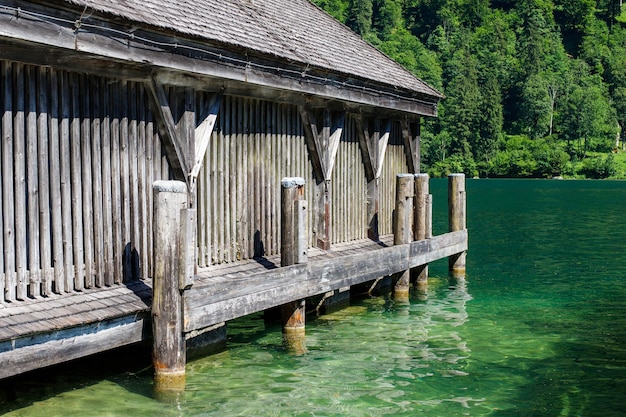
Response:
[312,0,626,178]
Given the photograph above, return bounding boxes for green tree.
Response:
[560,60,617,157]
[313,0,349,22]
[347,0,373,35]
[440,36,482,158]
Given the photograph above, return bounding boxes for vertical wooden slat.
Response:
[242,98,249,259]
[101,78,114,286]
[120,81,131,281]
[2,61,16,301]
[235,98,244,260]
[110,81,122,284]
[137,84,148,278]
[14,62,28,300]
[250,100,263,256]
[264,101,272,256]
[37,67,52,296]
[271,101,277,255]
[222,97,230,262]
[196,94,206,266]
[91,77,104,287]
[129,82,140,279]
[210,103,219,264]
[229,97,237,262]
[0,62,4,300]
[70,72,85,291]
[145,91,155,277]
[26,65,41,297]
[253,100,261,256]
[216,98,225,263]
[59,70,73,292]
[80,74,94,289]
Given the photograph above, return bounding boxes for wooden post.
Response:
[152,180,188,395]
[448,174,466,278]
[393,174,414,299]
[280,177,307,354]
[413,173,430,286]
[314,179,332,250]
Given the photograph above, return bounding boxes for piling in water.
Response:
[448,174,466,278]
[152,181,188,394]
[280,177,307,354]
[393,174,414,300]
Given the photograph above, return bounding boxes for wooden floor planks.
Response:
[0,280,152,342]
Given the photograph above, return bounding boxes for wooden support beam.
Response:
[190,91,223,183]
[401,118,421,174]
[152,181,188,394]
[280,177,307,354]
[144,78,188,182]
[357,116,391,241]
[448,174,467,278]
[0,315,149,380]
[393,174,414,299]
[413,173,430,285]
[299,107,344,250]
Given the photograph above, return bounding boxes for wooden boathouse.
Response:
[0,0,467,387]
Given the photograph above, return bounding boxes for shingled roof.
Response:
[59,0,442,101]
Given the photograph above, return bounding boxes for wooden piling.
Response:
[448,174,466,278]
[393,174,414,299]
[280,177,307,354]
[152,180,188,394]
[413,173,430,285]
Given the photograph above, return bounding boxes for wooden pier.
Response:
[0,226,467,380]
[0,0,467,385]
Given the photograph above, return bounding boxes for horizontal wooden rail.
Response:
[184,229,468,332]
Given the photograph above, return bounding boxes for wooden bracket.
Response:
[299,106,344,181]
[356,116,391,181]
[145,77,189,181]
[190,91,223,194]
[401,118,421,174]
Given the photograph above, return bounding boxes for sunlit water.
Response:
[2,179,626,416]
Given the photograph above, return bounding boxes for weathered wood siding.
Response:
[0,60,169,301]
[1,59,415,297]
[379,122,409,236]
[195,96,315,266]
[330,116,367,244]
[196,106,410,265]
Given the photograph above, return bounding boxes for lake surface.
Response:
[2,179,626,416]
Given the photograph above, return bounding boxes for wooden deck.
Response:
[0,231,467,379]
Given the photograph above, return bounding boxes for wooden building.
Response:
[0,0,466,382]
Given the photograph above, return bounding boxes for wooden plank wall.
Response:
[330,116,367,244]
[196,104,410,266]
[0,59,413,299]
[0,60,169,302]
[379,122,409,236]
[196,96,315,266]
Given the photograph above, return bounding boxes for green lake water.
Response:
[2,179,626,416]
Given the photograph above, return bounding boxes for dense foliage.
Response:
[312,0,626,178]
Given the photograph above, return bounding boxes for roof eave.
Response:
[0,1,440,117]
